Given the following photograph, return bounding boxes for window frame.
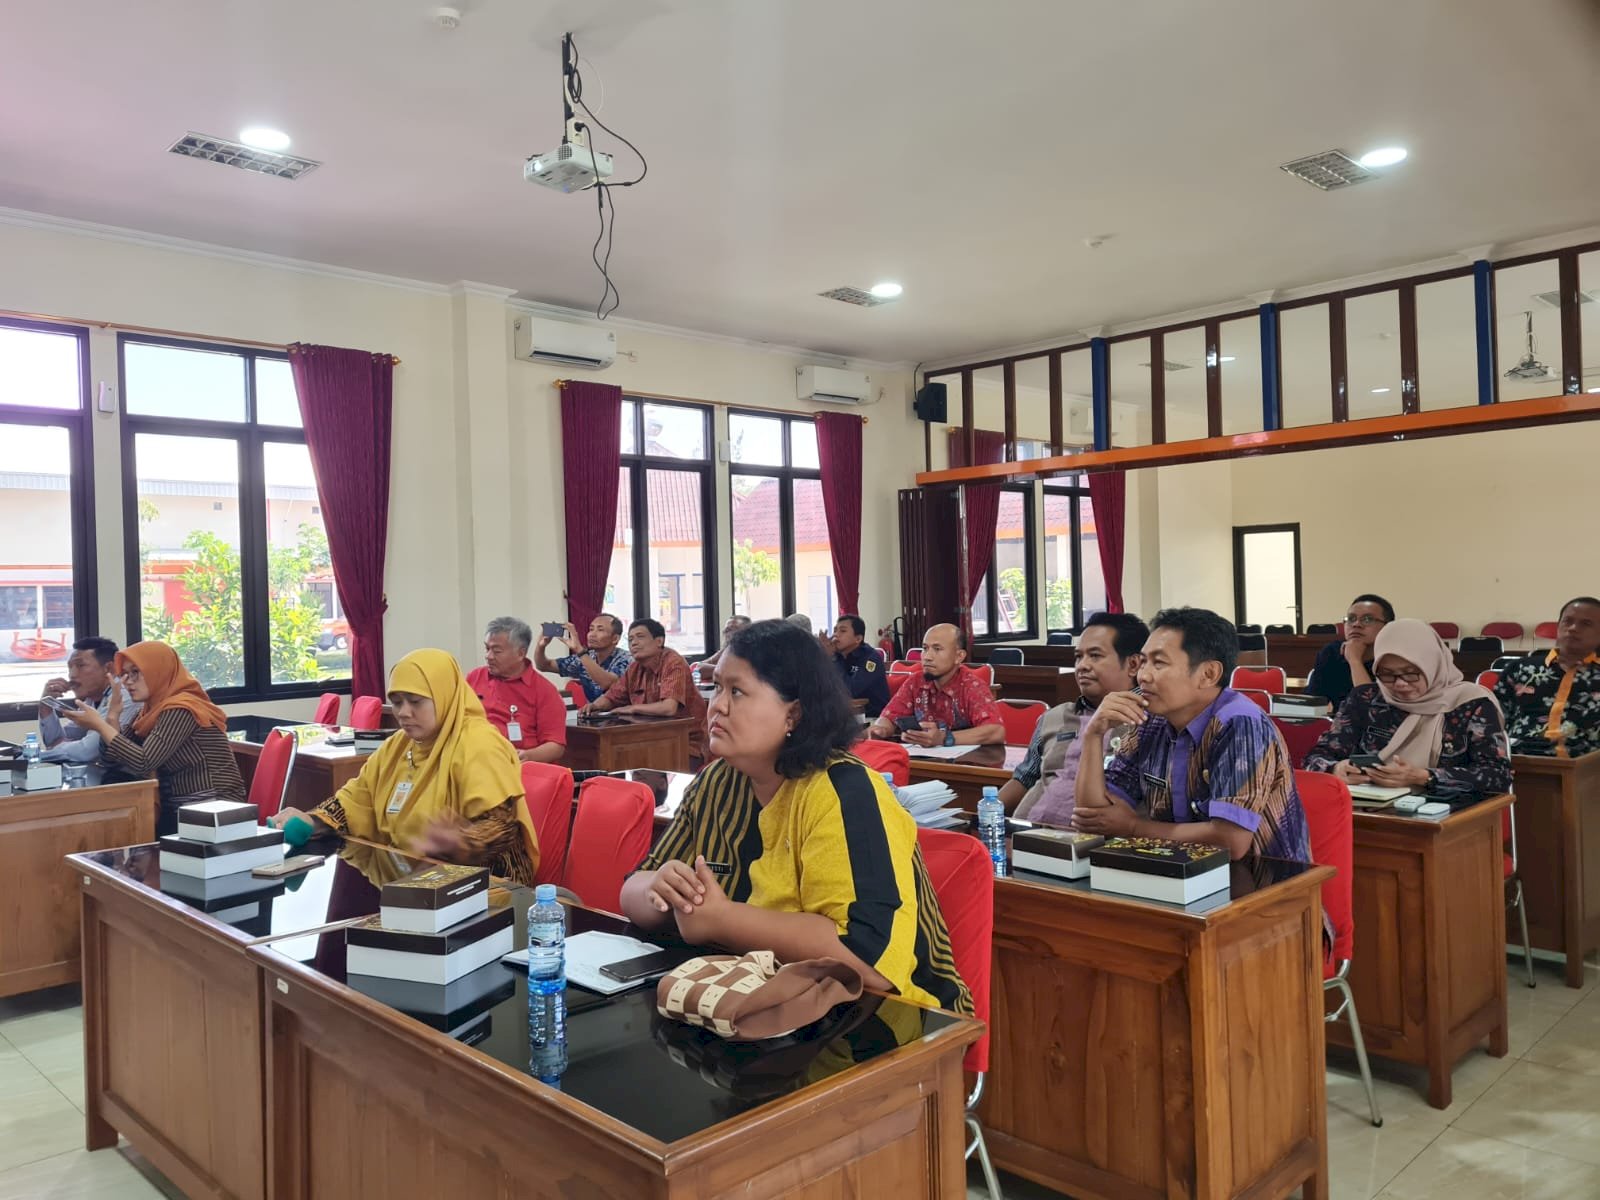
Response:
[1042,478,1094,634]
[726,409,830,621]
[972,482,1038,644]
[616,398,719,655]
[0,317,98,722]
[117,332,347,703]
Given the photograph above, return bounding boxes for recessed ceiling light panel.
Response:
[168,132,320,180]
[868,281,903,299]
[239,126,291,151]
[1357,146,1408,168]
[1279,149,1374,191]
[818,286,897,307]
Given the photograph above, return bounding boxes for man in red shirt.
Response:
[464,617,567,763]
[868,623,1005,748]
[581,618,708,760]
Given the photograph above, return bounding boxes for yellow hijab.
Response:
[334,649,536,868]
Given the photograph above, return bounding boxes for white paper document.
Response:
[501,929,665,995]
[903,744,976,760]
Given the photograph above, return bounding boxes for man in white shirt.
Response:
[38,637,141,764]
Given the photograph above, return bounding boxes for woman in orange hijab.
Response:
[62,641,246,835]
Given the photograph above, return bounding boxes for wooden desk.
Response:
[231,739,367,812]
[1334,796,1512,1108]
[990,665,1079,707]
[562,712,697,772]
[1510,751,1600,987]
[1266,634,1328,679]
[0,775,156,996]
[970,643,1075,669]
[983,858,1332,1200]
[907,744,1027,815]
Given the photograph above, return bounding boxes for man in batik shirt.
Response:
[1494,597,1600,758]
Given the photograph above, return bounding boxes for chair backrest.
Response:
[1231,665,1287,695]
[1236,633,1267,652]
[988,646,1025,666]
[853,739,910,787]
[1459,636,1503,655]
[246,728,298,820]
[997,699,1047,747]
[1477,670,1500,690]
[1490,655,1522,671]
[312,692,341,725]
[1265,623,1296,635]
[916,828,994,1074]
[564,679,588,708]
[1481,621,1525,640]
[1046,631,1074,646]
[350,695,383,729]
[1236,688,1272,713]
[563,776,656,915]
[905,648,924,661]
[1535,621,1559,640]
[966,663,995,686]
[1306,623,1338,636]
[1296,770,1354,967]
[1429,621,1461,641]
[1272,716,1331,769]
[1236,623,1263,636]
[520,761,575,887]
[890,661,919,672]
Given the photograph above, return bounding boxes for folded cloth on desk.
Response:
[502,930,666,995]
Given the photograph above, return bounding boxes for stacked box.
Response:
[1087,837,1230,905]
[159,801,284,878]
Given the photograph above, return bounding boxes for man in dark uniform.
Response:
[828,614,891,717]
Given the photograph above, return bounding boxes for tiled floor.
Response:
[2,962,1594,1199]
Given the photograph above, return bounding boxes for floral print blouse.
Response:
[1304,685,1512,795]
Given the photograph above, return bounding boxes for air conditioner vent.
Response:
[1138,359,1194,372]
[1279,150,1373,191]
[168,133,321,180]
[818,286,895,307]
[1531,289,1597,309]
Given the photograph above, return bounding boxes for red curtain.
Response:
[814,412,864,615]
[947,430,1006,638]
[1087,470,1127,613]
[288,344,394,698]
[560,381,624,635]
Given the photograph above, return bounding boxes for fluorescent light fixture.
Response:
[1219,356,1236,363]
[239,126,292,152]
[1589,387,1600,394]
[868,281,903,299]
[1357,146,1407,168]
[1371,387,1391,394]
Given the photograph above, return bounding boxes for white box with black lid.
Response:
[345,905,514,985]
[158,828,285,878]
[1011,829,1105,880]
[176,799,261,844]
[379,864,490,934]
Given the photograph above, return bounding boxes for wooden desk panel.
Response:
[990,665,1080,707]
[1511,752,1600,988]
[983,865,1332,1200]
[1266,635,1327,679]
[1333,796,1512,1109]
[0,779,156,997]
[562,714,697,772]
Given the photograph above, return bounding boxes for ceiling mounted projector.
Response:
[524,140,614,193]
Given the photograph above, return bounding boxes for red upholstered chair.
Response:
[1231,665,1287,695]
[997,699,1047,747]
[1297,770,1382,1127]
[966,663,995,686]
[1271,716,1331,769]
[564,679,588,708]
[1477,670,1500,690]
[916,828,1000,1198]
[1235,688,1272,713]
[887,669,918,699]
[563,776,655,915]
[1535,621,1559,641]
[350,695,382,729]
[312,692,341,725]
[246,728,298,821]
[520,761,574,888]
[1482,621,1525,641]
[1429,621,1461,642]
[905,648,923,661]
[853,739,910,787]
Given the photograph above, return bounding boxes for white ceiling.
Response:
[3,0,1599,363]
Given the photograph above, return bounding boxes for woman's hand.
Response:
[269,807,308,830]
[59,700,112,737]
[412,815,469,861]
[106,685,125,730]
[1366,757,1430,789]
[640,860,706,917]
[674,857,730,944]
[1333,759,1368,785]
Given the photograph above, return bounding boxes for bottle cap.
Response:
[535,883,558,901]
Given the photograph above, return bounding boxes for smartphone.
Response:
[251,854,325,878]
[40,696,78,715]
[1349,753,1382,768]
[599,948,685,984]
[541,621,566,639]
[894,716,923,733]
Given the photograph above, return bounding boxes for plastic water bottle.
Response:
[22,733,41,763]
[881,771,899,801]
[526,884,567,1085]
[977,785,1008,878]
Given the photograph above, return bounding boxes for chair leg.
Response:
[1332,975,1382,1127]
[966,1115,1004,1199]
[1514,880,1536,989]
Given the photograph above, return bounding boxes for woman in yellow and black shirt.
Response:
[620,620,971,1015]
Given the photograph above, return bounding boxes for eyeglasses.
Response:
[120,666,142,681]
[1374,669,1424,686]
[1345,615,1387,627]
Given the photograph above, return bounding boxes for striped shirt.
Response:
[102,708,246,827]
[640,756,973,1015]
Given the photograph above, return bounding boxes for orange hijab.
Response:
[116,642,228,738]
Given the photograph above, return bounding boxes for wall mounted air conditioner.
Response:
[797,365,874,404]
[513,317,617,370]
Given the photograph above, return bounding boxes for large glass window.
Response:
[971,485,1035,640]
[728,411,836,631]
[122,336,348,697]
[1043,480,1106,632]
[0,319,94,715]
[608,399,715,656]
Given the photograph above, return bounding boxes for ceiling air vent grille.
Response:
[1279,149,1373,191]
[1138,359,1194,372]
[168,133,321,180]
[818,286,894,307]
[1531,289,1596,309]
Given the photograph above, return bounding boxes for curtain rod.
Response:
[552,378,869,423]
[1,308,401,365]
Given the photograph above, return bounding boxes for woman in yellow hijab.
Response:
[272,649,539,883]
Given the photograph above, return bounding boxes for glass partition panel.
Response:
[1279,304,1332,428]
[1494,258,1564,402]
[1415,274,1478,410]
[1219,316,1264,435]
[1012,356,1052,459]
[1163,326,1208,441]
[1060,349,1094,450]
[1583,249,1600,396]
[1345,290,1403,419]
[0,325,82,410]
[971,366,1005,453]
[1107,337,1150,448]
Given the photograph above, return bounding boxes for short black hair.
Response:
[1560,597,1600,618]
[1348,594,1396,623]
[838,614,866,638]
[725,620,858,779]
[1083,612,1150,660]
[629,618,666,641]
[72,636,119,666]
[599,612,624,636]
[1150,607,1238,681]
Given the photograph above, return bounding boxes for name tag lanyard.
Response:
[387,749,418,815]
[505,702,523,744]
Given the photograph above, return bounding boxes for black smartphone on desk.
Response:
[599,948,688,984]
[894,716,923,733]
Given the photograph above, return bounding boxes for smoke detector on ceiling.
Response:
[431,6,462,29]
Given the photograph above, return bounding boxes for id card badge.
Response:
[505,705,523,744]
[386,780,414,815]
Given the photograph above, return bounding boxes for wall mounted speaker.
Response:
[913,382,948,423]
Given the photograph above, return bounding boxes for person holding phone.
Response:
[37,636,141,765]
[534,612,631,704]
[1304,618,1511,795]
[865,623,1004,748]
[465,617,567,763]
[619,620,971,1015]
